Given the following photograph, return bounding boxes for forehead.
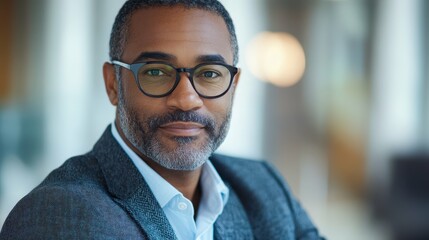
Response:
[122,6,233,64]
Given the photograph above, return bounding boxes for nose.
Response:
[166,73,203,111]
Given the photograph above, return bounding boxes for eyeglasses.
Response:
[112,60,238,99]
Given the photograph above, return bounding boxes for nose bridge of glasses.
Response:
[169,69,202,105]
[176,68,196,88]
[175,69,197,93]
[176,67,193,78]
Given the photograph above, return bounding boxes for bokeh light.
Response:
[246,32,306,87]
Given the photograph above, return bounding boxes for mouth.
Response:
[159,121,205,137]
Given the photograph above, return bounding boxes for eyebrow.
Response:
[132,52,176,63]
[196,54,227,64]
[132,51,227,65]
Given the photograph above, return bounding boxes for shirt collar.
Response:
[110,123,229,209]
[201,161,229,207]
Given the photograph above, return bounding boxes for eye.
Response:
[146,69,165,76]
[201,71,220,78]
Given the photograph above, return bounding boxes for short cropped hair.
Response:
[109,0,239,66]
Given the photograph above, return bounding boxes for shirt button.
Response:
[178,202,188,210]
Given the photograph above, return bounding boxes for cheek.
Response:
[121,76,167,114]
[132,99,167,120]
[120,73,141,103]
[204,97,233,121]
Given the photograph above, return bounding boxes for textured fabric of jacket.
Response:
[0,126,324,240]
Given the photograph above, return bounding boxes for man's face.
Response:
[113,7,239,171]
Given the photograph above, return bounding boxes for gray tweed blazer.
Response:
[0,126,324,240]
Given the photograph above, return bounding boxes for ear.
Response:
[231,68,241,93]
[103,62,119,106]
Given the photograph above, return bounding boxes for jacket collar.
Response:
[91,125,177,240]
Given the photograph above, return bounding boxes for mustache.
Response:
[147,110,216,133]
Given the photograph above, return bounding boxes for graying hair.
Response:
[109,0,239,66]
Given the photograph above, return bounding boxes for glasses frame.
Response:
[112,60,238,99]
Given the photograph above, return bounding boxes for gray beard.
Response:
[117,83,231,171]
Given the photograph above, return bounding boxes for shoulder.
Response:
[0,154,140,239]
[210,153,283,187]
[16,153,106,207]
[210,153,293,209]
[210,153,268,170]
[41,153,102,184]
[211,153,324,239]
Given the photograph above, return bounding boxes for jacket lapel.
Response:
[214,185,254,240]
[91,126,177,240]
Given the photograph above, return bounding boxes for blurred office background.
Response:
[1,0,428,239]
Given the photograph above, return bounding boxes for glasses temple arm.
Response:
[111,60,131,70]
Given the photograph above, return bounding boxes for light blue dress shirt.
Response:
[111,123,229,240]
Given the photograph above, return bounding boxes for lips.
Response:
[159,121,205,137]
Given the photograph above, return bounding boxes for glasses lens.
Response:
[137,63,176,96]
[193,64,231,97]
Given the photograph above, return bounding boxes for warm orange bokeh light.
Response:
[246,32,306,87]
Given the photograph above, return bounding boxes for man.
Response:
[1,0,324,239]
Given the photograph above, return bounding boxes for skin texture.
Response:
[103,7,240,211]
